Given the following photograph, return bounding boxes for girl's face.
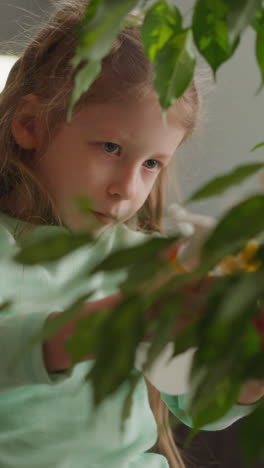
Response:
[34,92,186,232]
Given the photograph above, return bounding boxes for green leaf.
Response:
[141,0,182,62]
[67,60,101,121]
[0,225,19,259]
[121,371,142,432]
[201,195,264,264]
[154,28,196,109]
[92,237,177,273]
[191,372,240,430]
[0,301,11,312]
[142,2,195,109]
[189,162,264,201]
[240,404,264,466]
[173,320,199,356]
[72,0,139,66]
[65,307,108,363]
[188,274,264,406]
[14,231,93,265]
[69,0,139,115]
[74,195,93,215]
[78,0,104,26]
[193,0,232,73]
[86,295,146,405]
[252,7,264,90]
[121,260,165,295]
[142,294,184,373]
[189,317,249,428]
[242,350,264,380]
[196,309,261,373]
[227,0,262,45]
[192,0,241,74]
[216,269,264,323]
[251,141,264,151]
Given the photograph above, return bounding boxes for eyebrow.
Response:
[150,153,172,161]
[90,127,173,161]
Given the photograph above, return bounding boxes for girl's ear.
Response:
[11,94,43,150]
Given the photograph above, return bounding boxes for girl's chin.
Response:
[61,208,131,233]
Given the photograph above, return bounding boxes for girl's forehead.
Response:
[74,93,183,133]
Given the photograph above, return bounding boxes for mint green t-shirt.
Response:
[0,212,253,468]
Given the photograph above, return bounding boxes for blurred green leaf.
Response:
[15,231,93,265]
[69,0,139,115]
[142,0,182,62]
[189,163,264,201]
[72,0,139,65]
[154,28,196,109]
[251,141,264,151]
[191,333,247,420]
[121,260,166,294]
[192,0,234,73]
[192,0,261,74]
[92,237,177,273]
[74,195,93,215]
[242,350,264,380]
[173,320,199,356]
[227,0,262,45]
[121,371,142,431]
[86,295,146,405]
[142,294,184,372]
[188,274,262,378]
[252,7,264,91]
[216,269,264,323]
[65,307,108,363]
[191,372,241,430]
[0,225,18,259]
[240,404,264,466]
[142,1,195,109]
[201,195,264,264]
[0,301,11,313]
[68,60,101,120]
[186,271,264,431]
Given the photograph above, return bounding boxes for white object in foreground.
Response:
[134,342,196,395]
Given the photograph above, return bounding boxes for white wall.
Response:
[172,0,264,219]
[0,0,52,54]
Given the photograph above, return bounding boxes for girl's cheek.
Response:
[143,173,159,195]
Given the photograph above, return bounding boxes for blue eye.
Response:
[144,159,161,170]
[102,142,121,154]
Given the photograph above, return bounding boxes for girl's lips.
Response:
[92,211,116,224]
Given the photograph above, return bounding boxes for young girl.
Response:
[0,1,261,467]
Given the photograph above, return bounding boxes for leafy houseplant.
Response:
[6,0,264,464]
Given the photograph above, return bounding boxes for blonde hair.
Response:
[0,1,200,465]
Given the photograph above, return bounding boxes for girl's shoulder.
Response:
[0,211,20,258]
[0,210,19,232]
[0,211,64,258]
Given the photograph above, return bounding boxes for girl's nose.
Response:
[108,168,138,200]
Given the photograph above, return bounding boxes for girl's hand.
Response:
[238,379,264,405]
[166,203,216,271]
[43,293,122,372]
